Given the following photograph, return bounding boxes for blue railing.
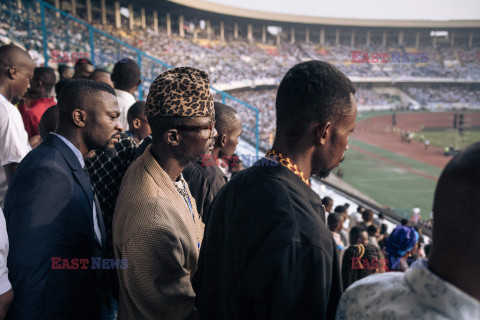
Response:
[1,0,260,156]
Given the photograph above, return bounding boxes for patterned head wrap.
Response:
[145,67,214,118]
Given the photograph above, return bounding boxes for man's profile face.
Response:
[221,114,242,159]
[12,61,35,102]
[313,94,357,179]
[83,91,123,151]
[177,116,217,165]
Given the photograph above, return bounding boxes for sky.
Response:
[205,0,480,20]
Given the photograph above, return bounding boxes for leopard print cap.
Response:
[145,67,214,118]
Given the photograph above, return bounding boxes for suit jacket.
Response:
[183,157,228,224]
[113,146,204,320]
[4,133,105,320]
[194,158,343,320]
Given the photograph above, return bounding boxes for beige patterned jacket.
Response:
[113,146,204,320]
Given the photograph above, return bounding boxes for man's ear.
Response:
[133,118,141,130]
[136,78,142,88]
[164,128,180,146]
[315,121,332,146]
[220,134,227,148]
[72,109,86,128]
[8,67,17,80]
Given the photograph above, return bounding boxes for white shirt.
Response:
[336,263,480,320]
[50,133,102,244]
[115,89,136,130]
[0,94,31,206]
[0,207,11,295]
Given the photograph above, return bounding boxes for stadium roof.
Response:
[127,0,480,28]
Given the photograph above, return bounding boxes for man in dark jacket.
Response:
[183,102,242,223]
[194,61,357,320]
[4,80,122,319]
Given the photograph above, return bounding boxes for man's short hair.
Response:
[75,59,93,67]
[214,102,239,135]
[327,213,342,232]
[58,64,71,75]
[57,79,116,122]
[55,79,71,97]
[127,101,146,125]
[433,142,480,254]
[275,60,356,147]
[334,205,347,215]
[322,196,333,207]
[350,226,367,245]
[38,105,59,139]
[34,67,56,93]
[111,58,141,91]
[90,68,110,77]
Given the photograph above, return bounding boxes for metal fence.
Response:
[1,0,260,156]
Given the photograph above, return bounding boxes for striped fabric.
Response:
[113,146,204,320]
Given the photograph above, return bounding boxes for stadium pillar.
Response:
[115,1,121,29]
[415,31,420,48]
[128,5,134,30]
[220,21,225,43]
[207,20,211,39]
[101,0,106,25]
[469,32,473,48]
[166,13,171,36]
[234,23,238,40]
[54,0,60,18]
[382,30,387,47]
[432,36,437,48]
[262,26,266,44]
[276,32,281,46]
[291,27,295,44]
[398,30,404,46]
[248,24,253,43]
[450,31,455,46]
[86,0,92,22]
[71,0,76,16]
[320,28,325,45]
[335,29,340,45]
[153,10,158,34]
[141,8,146,29]
[179,15,185,38]
[306,28,310,43]
[366,30,371,47]
[350,29,355,47]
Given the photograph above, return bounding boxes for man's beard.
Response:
[179,151,203,166]
[312,167,334,179]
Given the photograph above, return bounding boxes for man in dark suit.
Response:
[4,80,122,319]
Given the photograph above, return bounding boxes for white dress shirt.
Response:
[115,89,136,130]
[0,207,11,295]
[50,133,102,244]
[336,261,480,319]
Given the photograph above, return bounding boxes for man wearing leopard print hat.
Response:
[113,67,217,320]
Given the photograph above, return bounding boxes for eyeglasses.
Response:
[176,118,216,139]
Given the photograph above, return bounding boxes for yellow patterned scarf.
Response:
[265,149,311,187]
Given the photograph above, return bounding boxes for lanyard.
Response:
[183,185,200,250]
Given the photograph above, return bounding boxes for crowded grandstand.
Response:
[0,0,479,319]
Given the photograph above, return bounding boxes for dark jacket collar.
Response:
[42,133,84,171]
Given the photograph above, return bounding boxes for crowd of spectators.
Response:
[1,2,480,318]
[406,85,480,106]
